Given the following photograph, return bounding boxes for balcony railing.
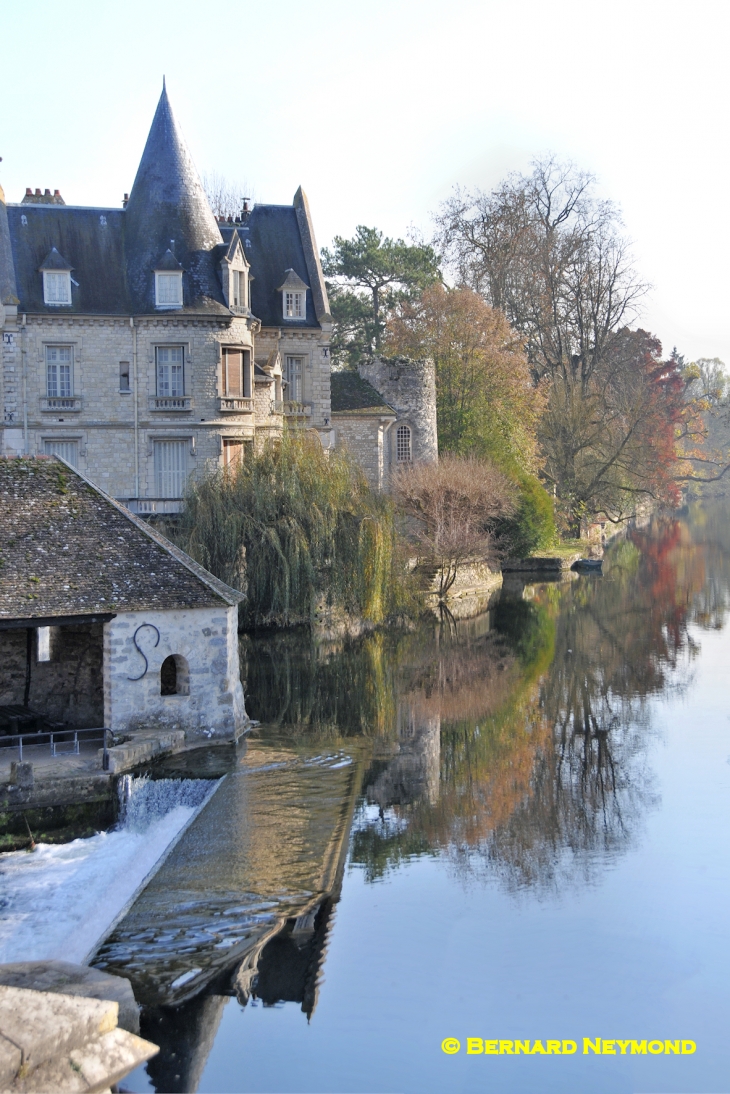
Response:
[123,498,183,515]
[284,402,313,418]
[40,396,82,412]
[217,396,254,413]
[148,396,193,412]
[270,400,284,415]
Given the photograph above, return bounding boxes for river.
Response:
[22,501,730,1092]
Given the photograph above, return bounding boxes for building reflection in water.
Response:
[107,504,730,1091]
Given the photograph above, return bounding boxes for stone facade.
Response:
[104,604,245,741]
[0,88,332,513]
[357,355,438,465]
[0,456,248,740]
[331,356,438,490]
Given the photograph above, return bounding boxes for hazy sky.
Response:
[2,0,728,362]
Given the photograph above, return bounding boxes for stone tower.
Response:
[358,355,438,465]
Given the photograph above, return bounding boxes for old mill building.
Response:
[0,83,437,510]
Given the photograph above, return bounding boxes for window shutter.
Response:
[154,440,188,498]
[44,439,79,467]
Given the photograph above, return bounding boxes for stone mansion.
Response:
[0,84,436,512]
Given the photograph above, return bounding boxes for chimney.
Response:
[35,188,41,196]
[122,192,129,208]
[25,187,32,197]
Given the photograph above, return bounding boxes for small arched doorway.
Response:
[160,654,190,696]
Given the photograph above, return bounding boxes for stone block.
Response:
[9,763,33,789]
[0,961,139,1035]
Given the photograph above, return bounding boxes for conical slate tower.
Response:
[125,82,226,313]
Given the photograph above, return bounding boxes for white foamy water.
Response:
[0,776,219,965]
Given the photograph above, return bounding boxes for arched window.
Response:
[160,654,190,696]
[396,424,412,463]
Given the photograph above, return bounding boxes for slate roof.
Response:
[0,457,244,622]
[7,204,129,314]
[223,205,320,328]
[0,86,330,324]
[330,372,395,415]
[124,85,228,315]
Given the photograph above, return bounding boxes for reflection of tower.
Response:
[143,992,228,1094]
[366,700,441,806]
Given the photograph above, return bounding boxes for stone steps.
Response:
[0,983,157,1093]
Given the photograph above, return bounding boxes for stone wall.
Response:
[0,623,104,727]
[358,355,438,464]
[1,313,262,499]
[256,327,331,428]
[330,413,392,490]
[104,603,246,741]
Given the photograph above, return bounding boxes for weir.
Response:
[93,735,365,1009]
[0,774,219,966]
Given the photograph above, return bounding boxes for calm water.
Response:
[114,502,730,1094]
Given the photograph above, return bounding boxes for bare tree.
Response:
[392,455,516,597]
[435,157,648,390]
[202,171,256,219]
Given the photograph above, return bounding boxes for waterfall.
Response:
[117,775,214,832]
[0,776,222,965]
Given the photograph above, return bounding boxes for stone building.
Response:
[0,456,247,741]
[330,355,438,489]
[0,85,333,514]
[0,83,436,506]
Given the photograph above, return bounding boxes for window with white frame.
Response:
[46,346,73,397]
[43,271,72,306]
[156,346,184,397]
[154,439,188,498]
[396,424,412,463]
[43,438,79,467]
[284,291,304,319]
[231,270,246,308]
[285,356,303,402]
[155,271,183,308]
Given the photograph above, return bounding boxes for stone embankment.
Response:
[0,962,157,1093]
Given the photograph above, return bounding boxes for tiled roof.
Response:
[330,372,395,414]
[0,458,244,622]
[224,206,320,328]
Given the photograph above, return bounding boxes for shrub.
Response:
[171,432,409,628]
[391,454,518,597]
[495,473,556,557]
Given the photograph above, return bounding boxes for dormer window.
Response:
[156,271,183,307]
[232,270,245,308]
[221,230,250,312]
[40,247,73,306]
[285,291,304,318]
[44,271,72,305]
[154,248,184,309]
[277,269,309,322]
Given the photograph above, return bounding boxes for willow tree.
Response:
[171,432,409,628]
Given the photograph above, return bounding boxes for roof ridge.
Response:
[52,457,245,607]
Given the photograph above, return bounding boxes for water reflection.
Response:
[117,504,730,1091]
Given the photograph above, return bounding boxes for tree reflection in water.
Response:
[246,505,728,895]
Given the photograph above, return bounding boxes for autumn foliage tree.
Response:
[386,283,544,474]
[539,329,711,532]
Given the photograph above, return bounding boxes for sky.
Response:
[2,0,728,363]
